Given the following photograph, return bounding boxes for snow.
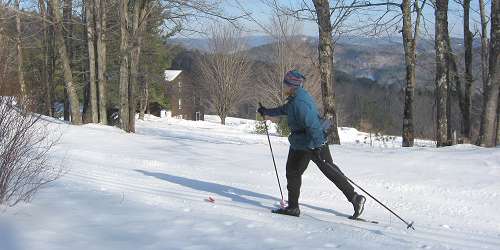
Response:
[1,114,500,250]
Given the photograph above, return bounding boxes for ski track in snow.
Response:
[1,115,500,250]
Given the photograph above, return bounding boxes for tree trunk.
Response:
[85,0,98,123]
[133,0,149,120]
[463,0,473,140]
[47,0,55,117]
[128,0,149,132]
[129,0,140,133]
[119,0,130,132]
[82,81,91,123]
[478,0,499,147]
[96,0,107,125]
[435,0,449,147]
[49,0,82,125]
[64,89,70,120]
[312,0,340,144]
[82,1,91,123]
[497,95,500,144]
[62,0,73,121]
[129,56,137,133]
[479,0,489,92]
[15,0,26,102]
[63,0,73,57]
[38,0,52,116]
[401,0,416,147]
[447,37,466,142]
[220,114,226,125]
[446,50,453,143]
[139,76,148,120]
[478,0,490,144]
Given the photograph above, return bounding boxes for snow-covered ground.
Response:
[1,114,499,250]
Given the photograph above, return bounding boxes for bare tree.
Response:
[85,0,98,123]
[119,0,130,131]
[0,97,62,206]
[37,0,52,117]
[49,0,82,125]
[462,0,473,140]
[15,0,26,102]
[447,34,468,143]
[62,0,73,121]
[96,0,107,125]
[401,0,425,147]
[0,1,16,96]
[434,0,450,147]
[312,0,341,144]
[199,25,251,125]
[479,0,489,91]
[119,0,152,132]
[478,0,499,147]
[478,0,490,144]
[128,0,151,133]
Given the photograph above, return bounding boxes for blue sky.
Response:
[190,0,492,39]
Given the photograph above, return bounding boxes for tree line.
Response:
[0,0,499,148]
[251,0,499,147]
[200,0,498,148]
[0,0,232,129]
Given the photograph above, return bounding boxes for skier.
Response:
[257,69,366,219]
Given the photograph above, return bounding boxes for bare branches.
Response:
[158,0,247,36]
[198,24,251,124]
[0,97,62,207]
[254,14,320,107]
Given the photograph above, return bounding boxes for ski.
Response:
[272,206,379,224]
[348,216,379,224]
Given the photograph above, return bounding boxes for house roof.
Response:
[164,70,182,81]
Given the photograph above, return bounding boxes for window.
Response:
[178,98,182,110]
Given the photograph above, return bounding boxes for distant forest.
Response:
[168,38,484,140]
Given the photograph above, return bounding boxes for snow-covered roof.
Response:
[164,70,182,81]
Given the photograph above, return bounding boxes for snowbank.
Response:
[1,115,499,250]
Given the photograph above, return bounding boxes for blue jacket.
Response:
[263,87,326,150]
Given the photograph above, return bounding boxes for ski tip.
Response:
[407,221,415,230]
[205,196,215,203]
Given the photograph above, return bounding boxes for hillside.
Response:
[168,35,485,139]
[172,35,482,90]
[1,115,499,250]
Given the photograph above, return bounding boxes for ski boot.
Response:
[272,206,300,217]
[350,194,366,219]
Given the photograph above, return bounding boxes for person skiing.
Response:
[257,69,366,219]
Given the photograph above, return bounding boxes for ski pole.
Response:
[316,154,415,230]
[345,174,415,230]
[259,103,285,207]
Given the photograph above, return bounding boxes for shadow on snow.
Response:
[134,169,349,218]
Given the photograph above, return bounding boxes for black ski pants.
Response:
[286,144,356,208]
